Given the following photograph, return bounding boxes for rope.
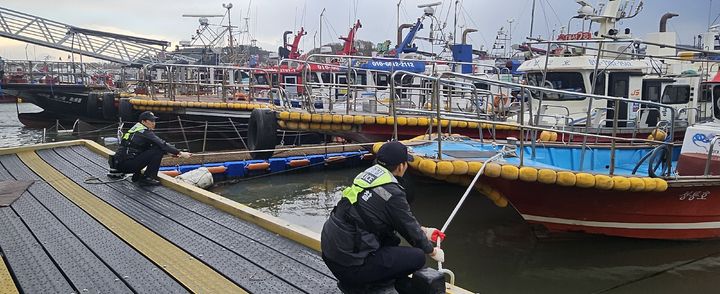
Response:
[83,175,130,184]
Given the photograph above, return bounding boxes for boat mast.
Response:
[529,0,536,38]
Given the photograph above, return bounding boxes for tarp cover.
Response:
[0,180,33,207]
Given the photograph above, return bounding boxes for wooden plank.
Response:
[0,255,19,294]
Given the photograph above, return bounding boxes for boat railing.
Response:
[705,135,720,176]
[0,59,109,86]
[677,107,701,125]
[631,108,662,140]
[390,70,679,176]
[139,63,276,102]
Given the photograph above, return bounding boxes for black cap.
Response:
[376,141,414,167]
[138,111,159,122]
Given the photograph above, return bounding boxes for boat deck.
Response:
[0,143,338,293]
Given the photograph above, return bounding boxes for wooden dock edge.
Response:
[0,140,474,294]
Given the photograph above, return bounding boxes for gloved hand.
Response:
[178,151,192,159]
[430,247,444,263]
[421,227,446,243]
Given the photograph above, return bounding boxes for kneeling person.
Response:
[115,111,191,186]
[321,141,444,291]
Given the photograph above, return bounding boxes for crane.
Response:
[339,20,362,55]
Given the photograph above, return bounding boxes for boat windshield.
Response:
[526,72,586,100]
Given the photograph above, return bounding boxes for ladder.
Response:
[0,6,196,65]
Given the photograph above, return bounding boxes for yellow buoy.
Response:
[654,178,668,192]
[331,124,343,131]
[322,113,333,123]
[301,113,312,122]
[436,161,455,176]
[575,173,595,188]
[549,132,558,142]
[372,142,384,154]
[612,176,631,191]
[409,155,422,169]
[341,124,352,131]
[518,167,538,182]
[449,120,459,128]
[353,115,364,125]
[385,117,395,125]
[440,119,450,127]
[556,172,577,186]
[277,121,286,129]
[417,117,429,126]
[310,123,321,130]
[299,122,310,130]
[311,114,323,123]
[500,165,519,180]
[452,161,469,175]
[457,121,468,128]
[419,159,437,175]
[539,131,552,142]
[467,162,483,175]
[407,117,418,126]
[594,175,614,190]
[538,169,557,184]
[642,178,657,192]
[278,111,290,120]
[629,177,646,192]
[342,115,354,124]
[468,122,479,129]
[363,116,376,124]
[376,116,387,125]
[321,124,332,130]
[484,163,502,178]
[332,114,343,124]
[494,196,509,208]
[286,121,299,130]
[397,117,408,126]
[650,129,667,141]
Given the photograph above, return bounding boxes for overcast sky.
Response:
[0,0,717,61]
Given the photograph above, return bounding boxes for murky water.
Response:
[213,167,720,294]
[0,103,44,147]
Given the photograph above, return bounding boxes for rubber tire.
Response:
[247,108,278,159]
[119,98,135,122]
[86,92,99,118]
[102,92,118,120]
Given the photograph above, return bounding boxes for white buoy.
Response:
[176,167,214,189]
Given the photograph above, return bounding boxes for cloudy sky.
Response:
[0,0,717,61]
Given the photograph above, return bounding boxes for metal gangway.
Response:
[0,6,196,65]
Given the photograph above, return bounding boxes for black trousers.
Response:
[323,246,425,288]
[117,148,164,179]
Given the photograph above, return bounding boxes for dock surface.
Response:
[0,143,338,293]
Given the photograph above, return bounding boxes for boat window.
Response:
[309,73,321,83]
[353,73,367,86]
[589,73,606,95]
[661,85,690,104]
[714,85,720,120]
[376,73,389,87]
[254,74,269,85]
[699,84,713,102]
[643,83,661,102]
[527,72,586,100]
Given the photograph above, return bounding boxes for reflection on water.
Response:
[0,103,44,147]
[214,167,720,293]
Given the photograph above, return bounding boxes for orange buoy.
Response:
[289,159,311,167]
[162,170,180,177]
[326,156,346,163]
[246,162,270,171]
[206,166,227,174]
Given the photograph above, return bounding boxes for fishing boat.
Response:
[373,67,720,240]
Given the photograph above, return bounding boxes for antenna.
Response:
[418,2,441,16]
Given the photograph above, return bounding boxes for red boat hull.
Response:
[483,177,720,239]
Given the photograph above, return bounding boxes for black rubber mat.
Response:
[39,149,310,293]
[0,158,74,293]
[0,155,187,293]
[69,145,334,278]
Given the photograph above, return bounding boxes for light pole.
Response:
[319,8,326,48]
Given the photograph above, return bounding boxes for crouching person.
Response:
[321,141,444,293]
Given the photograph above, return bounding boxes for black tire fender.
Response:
[86,92,99,118]
[247,108,278,159]
[102,92,118,120]
[119,98,135,122]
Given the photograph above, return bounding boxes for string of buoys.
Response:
[128,98,273,111]
[372,140,670,193]
[275,110,521,131]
